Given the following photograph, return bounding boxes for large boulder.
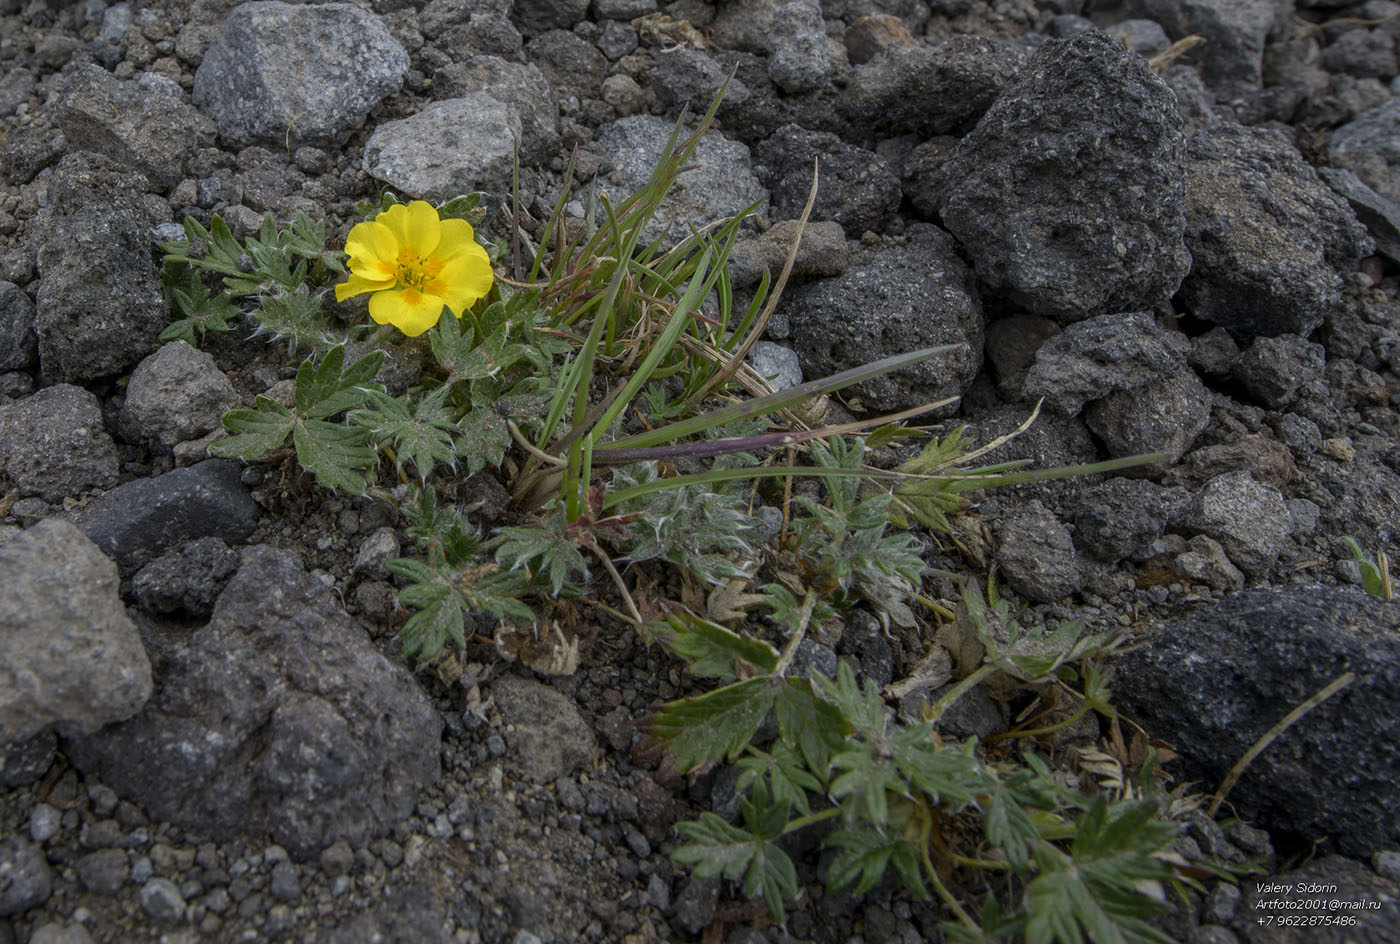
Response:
[64,546,442,861]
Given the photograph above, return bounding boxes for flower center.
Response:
[394,249,445,294]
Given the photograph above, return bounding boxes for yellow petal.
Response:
[432,218,478,263]
[436,243,494,315]
[369,287,448,337]
[378,201,441,258]
[343,219,399,281]
[335,271,396,302]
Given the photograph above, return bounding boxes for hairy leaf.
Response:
[642,677,777,774]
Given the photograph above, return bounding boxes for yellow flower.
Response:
[335,200,494,337]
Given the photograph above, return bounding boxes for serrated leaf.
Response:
[736,741,820,816]
[296,345,385,418]
[210,398,295,460]
[495,507,588,597]
[645,609,779,680]
[291,420,375,493]
[641,677,777,773]
[351,386,458,480]
[826,828,924,897]
[673,792,798,922]
[984,778,1042,872]
[773,677,847,778]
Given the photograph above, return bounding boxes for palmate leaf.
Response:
[641,677,777,774]
[211,345,383,493]
[1024,800,1178,944]
[889,726,988,808]
[983,772,1045,872]
[773,677,847,778]
[351,385,458,480]
[455,389,545,476]
[386,557,535,661]
[673,789,798,922]
[430,304,528,385]
[736,741,821,816]
[160,263,239,345]
[495,506,588,597]
[825,827,924,897]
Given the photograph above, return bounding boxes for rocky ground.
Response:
[2,0,1400,942]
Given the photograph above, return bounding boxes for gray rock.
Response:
[56,64,215,190]
[0,283,35,371]
[961,405,1102,509]
[1318,166,1400,264]
[512,0,589,35]
[1181,123,1373,341]
[64,546,442,861]
[1173,534,1245,591]
[1185,471,1291,578]
[0,520,152,745]
[757,124,901,236]
[0,67,36,119]
[364,94,521,201]
[928,682,1006,740]
[984,314,1059,401]
[1169,433,1296,493]
[671,876,720,936]
[35,153,165,384]
[67,459,261,575]
[1107,18,1170,56]
[27,803,60,843]
[779,225,982,413]
[120,341,239,449]
[0,385,119,503]
[1023,311,1191,416]
[192,1,408,149]
[526,29,606,90]
[0,837,51,917]
[352,527,400,577]
[996,500,1082,603]
[491,674,596,784]
[650,46,750,115]
[27,924,97,944]
[709,0,786,54]
[727,218,847,290]
[268,859,300,901]
[601,73,646,117]
[132,536,241,618]
[1067,477,1182,563]
[0,124,66,186]
[1122,0,1274,85]
[1233,334,1325,410]
[594,0,654,19]
[1329,98,1400,204]
[843,13,916,66]
[839,36,1023,138]
[597,20,638,60]
[768,0,829,94]
[748,341,802,392]
[595,115,767,245]
[431,57,560,163]
[788,639,838,680]
[836,609,893,687]
[75,848,129,894]
[1188,326,1240,380]
[139,877,185,921]
[933,31,1189,323]
[1084,369,1212,465]
[1112,587,1400,858]
[1,730,56,789]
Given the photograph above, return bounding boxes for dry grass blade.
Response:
[1206,670,1355,818]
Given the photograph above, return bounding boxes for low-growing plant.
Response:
[159,84,1205,940]
[1341,536,1394,600]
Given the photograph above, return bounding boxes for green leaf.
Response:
[736,741,820,816]
[826,828,924,897]
[644,609,779,680]
[983,775,1043,872]
[296,345,385,418]
[160,263,240,345]
[495,506,588,597]
[773,677,847,778]
[641,677,777,773]
[386,556,535,661]
[455,390,544,476]
[673,790,799,922]
[291,420,376,493]
[1024,800,1178,944]
[351,386,459,480]
[211,397,295,460]
[251,285,339,353]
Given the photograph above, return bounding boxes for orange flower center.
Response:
[392,248,446,296]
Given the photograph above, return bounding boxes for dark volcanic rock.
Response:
[1023,311,1191,416]
[56,64,215,190]
[839,36,1023,139]
[67,459,261,575]
[933,31,1190,323]
[64,546,442,861]
[756,124,901,236]
[1120,0,1274,86]
[34,153,165,384]
[1113,587,1400,858]
[1180,123,1373,341]
[777,225,982,413]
